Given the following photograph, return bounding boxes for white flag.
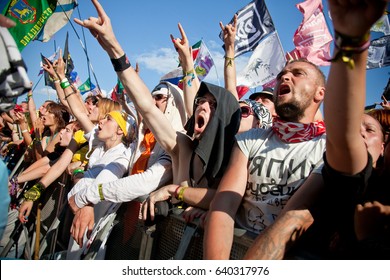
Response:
[237,31,286,88]
[371,14,390,36]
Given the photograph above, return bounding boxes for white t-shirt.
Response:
[235,127,326,234]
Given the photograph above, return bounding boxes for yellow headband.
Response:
[107,111,128,136]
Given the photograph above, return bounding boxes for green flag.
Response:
[78,78,96,95]
[1,0,57,51]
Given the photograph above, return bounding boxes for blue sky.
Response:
[19,0,389,108]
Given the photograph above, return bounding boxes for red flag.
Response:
[236,86,250,99]
[292,0,332,66]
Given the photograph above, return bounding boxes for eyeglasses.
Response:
[194,97,217,109]
[153,94,167,101]
[240,105,253,118]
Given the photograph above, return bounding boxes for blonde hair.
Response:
[96,98,121,121]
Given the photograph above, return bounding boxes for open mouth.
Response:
[197,116,205,130]
[278,84,291,95]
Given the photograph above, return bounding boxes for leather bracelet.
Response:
[110,54,131,72]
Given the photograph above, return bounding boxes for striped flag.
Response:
[220,0,275,57]
[36,0,77,42]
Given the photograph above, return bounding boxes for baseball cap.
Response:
[151,83,169,96]
[249,87,274,101]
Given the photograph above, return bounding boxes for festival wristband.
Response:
[98,183,105,201]
[110,54,131,72]
[23,182,45,202]
[178,186,188,202]
[329,30,370,69]
[60,78,71,89]
[224,56,235,67]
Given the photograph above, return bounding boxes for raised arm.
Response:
[74,0,177,154]
[324,0,387,174]
[170,23,200,116]
[50,53,94,133]
[42,54,69,109]
[220,14,238,100]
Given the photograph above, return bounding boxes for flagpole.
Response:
[201,39,221,86]
[32,75,44,92]
[274,31,287,64]
[57,0,101,91]
[76,3,91,83]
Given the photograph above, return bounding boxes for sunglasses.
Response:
[153,94,167,101]
[240,105,253,118]
[194,97,217,109]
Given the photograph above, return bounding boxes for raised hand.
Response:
[328,0,387,37]
[170,23,192,70]
[219,14,237,50]
[73,0,122,58]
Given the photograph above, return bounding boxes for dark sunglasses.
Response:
[153,94,167,101]
[240,105,253,118]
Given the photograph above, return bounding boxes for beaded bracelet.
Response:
[111,54,131,72]
[180,69,195,87]
[329,30,370,69]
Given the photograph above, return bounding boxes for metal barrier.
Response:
[139,213,255,260]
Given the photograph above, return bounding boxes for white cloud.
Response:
[34,87,57,96]
[136,48,179,75]
[134,40,249,86]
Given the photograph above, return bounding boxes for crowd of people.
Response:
[0,0,390,260]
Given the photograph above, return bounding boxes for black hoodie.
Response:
[185,82,240,188]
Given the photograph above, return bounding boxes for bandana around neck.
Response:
[272,117,326,143]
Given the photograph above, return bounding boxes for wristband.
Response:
[183,68,194,76]
[23,182,45,202]
[110,54,131,72]
[178,186,188,202]
[21,129,29,134]
[98,183,105,201]
[329,30,370,69]
[224,56,235,67]
[60,78,71,89]
[65,91,76,99]
[72,168,84,176]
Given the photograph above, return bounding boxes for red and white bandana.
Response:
[272,117,326,143]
